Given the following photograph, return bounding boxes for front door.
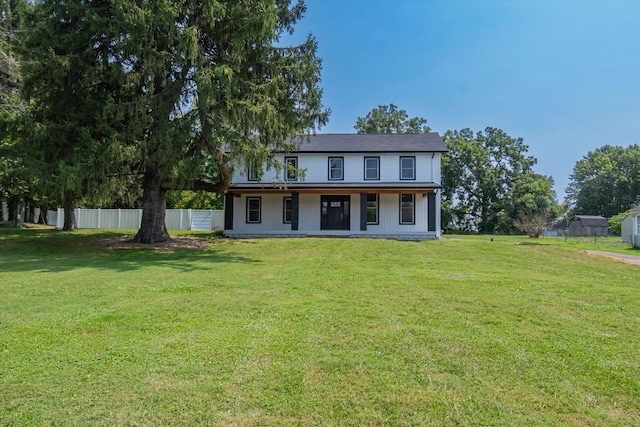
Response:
[321,195,350,230]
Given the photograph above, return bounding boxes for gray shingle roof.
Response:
[286,133,447,153]
[570,215,609,227]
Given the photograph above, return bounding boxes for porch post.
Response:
[291,192,299,231]
[360,192,368,231]
[224,192,234,230]
[428,192,436,232]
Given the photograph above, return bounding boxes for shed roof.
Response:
[570,215,609,227]
[285,133,448,153]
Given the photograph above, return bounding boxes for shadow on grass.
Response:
[0,228,258,273]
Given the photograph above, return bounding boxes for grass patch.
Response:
[1,229,639,426]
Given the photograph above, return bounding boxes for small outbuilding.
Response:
[567,215,609,237]
[621,205,640,248]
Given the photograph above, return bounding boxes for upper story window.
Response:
[328,157,344,180]
[364,156,380,180]
[400,156,416,180]
[285,157,298,181]
[247,162,260,181]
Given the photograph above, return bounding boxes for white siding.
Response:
[232,152,441,185]
[226,192,438,239]
[622,215,633,243]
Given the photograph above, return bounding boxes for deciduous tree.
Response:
[442,127,558,233]
[566,144,640,218]
[354,104,430,134]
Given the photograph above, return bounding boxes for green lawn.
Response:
[1,228,638,426]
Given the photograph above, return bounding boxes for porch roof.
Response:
[227,182,442,195]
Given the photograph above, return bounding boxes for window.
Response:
[328,157,344,180]
[283,197,292,224]
[364,156,380,180]
[367,193,379,224]
[285,157,298,181]
[637,216,640,234]
[400,156,415,180]
[400,194,415,224]
[246,197,261,223]
[248,162,260,181]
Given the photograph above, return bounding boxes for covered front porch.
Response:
[223,183,441,240]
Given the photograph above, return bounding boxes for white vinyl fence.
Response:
[1,206,57,226]
[55,208,224,231]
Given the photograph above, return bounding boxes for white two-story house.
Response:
[223,133,447,240]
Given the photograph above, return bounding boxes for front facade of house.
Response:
[621,205,640,248]
[223,134,447,240]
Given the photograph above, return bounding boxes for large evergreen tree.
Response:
[21,0,328,240]
[21,0,130,230]
[1,0,34,225]
[119,0,328,243]
[0,0,28,113]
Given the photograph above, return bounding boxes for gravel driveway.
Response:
[585,250,640,266]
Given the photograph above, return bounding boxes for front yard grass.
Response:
[1,229,638,426]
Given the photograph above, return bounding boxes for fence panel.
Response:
[53,208,223,231]
[120,210,143,229]
[47,210,57,226]
[76,209,100,228]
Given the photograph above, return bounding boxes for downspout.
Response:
[431,152,434,183]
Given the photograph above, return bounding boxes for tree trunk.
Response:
[25,200,35,223]
[23,200,30,223]
[62,192,76,231]
[8,196,17,224]
[14,203,23,228]
[39,204,49,225]
[134,167,169,243]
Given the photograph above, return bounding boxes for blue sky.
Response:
[287,0,640,199]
